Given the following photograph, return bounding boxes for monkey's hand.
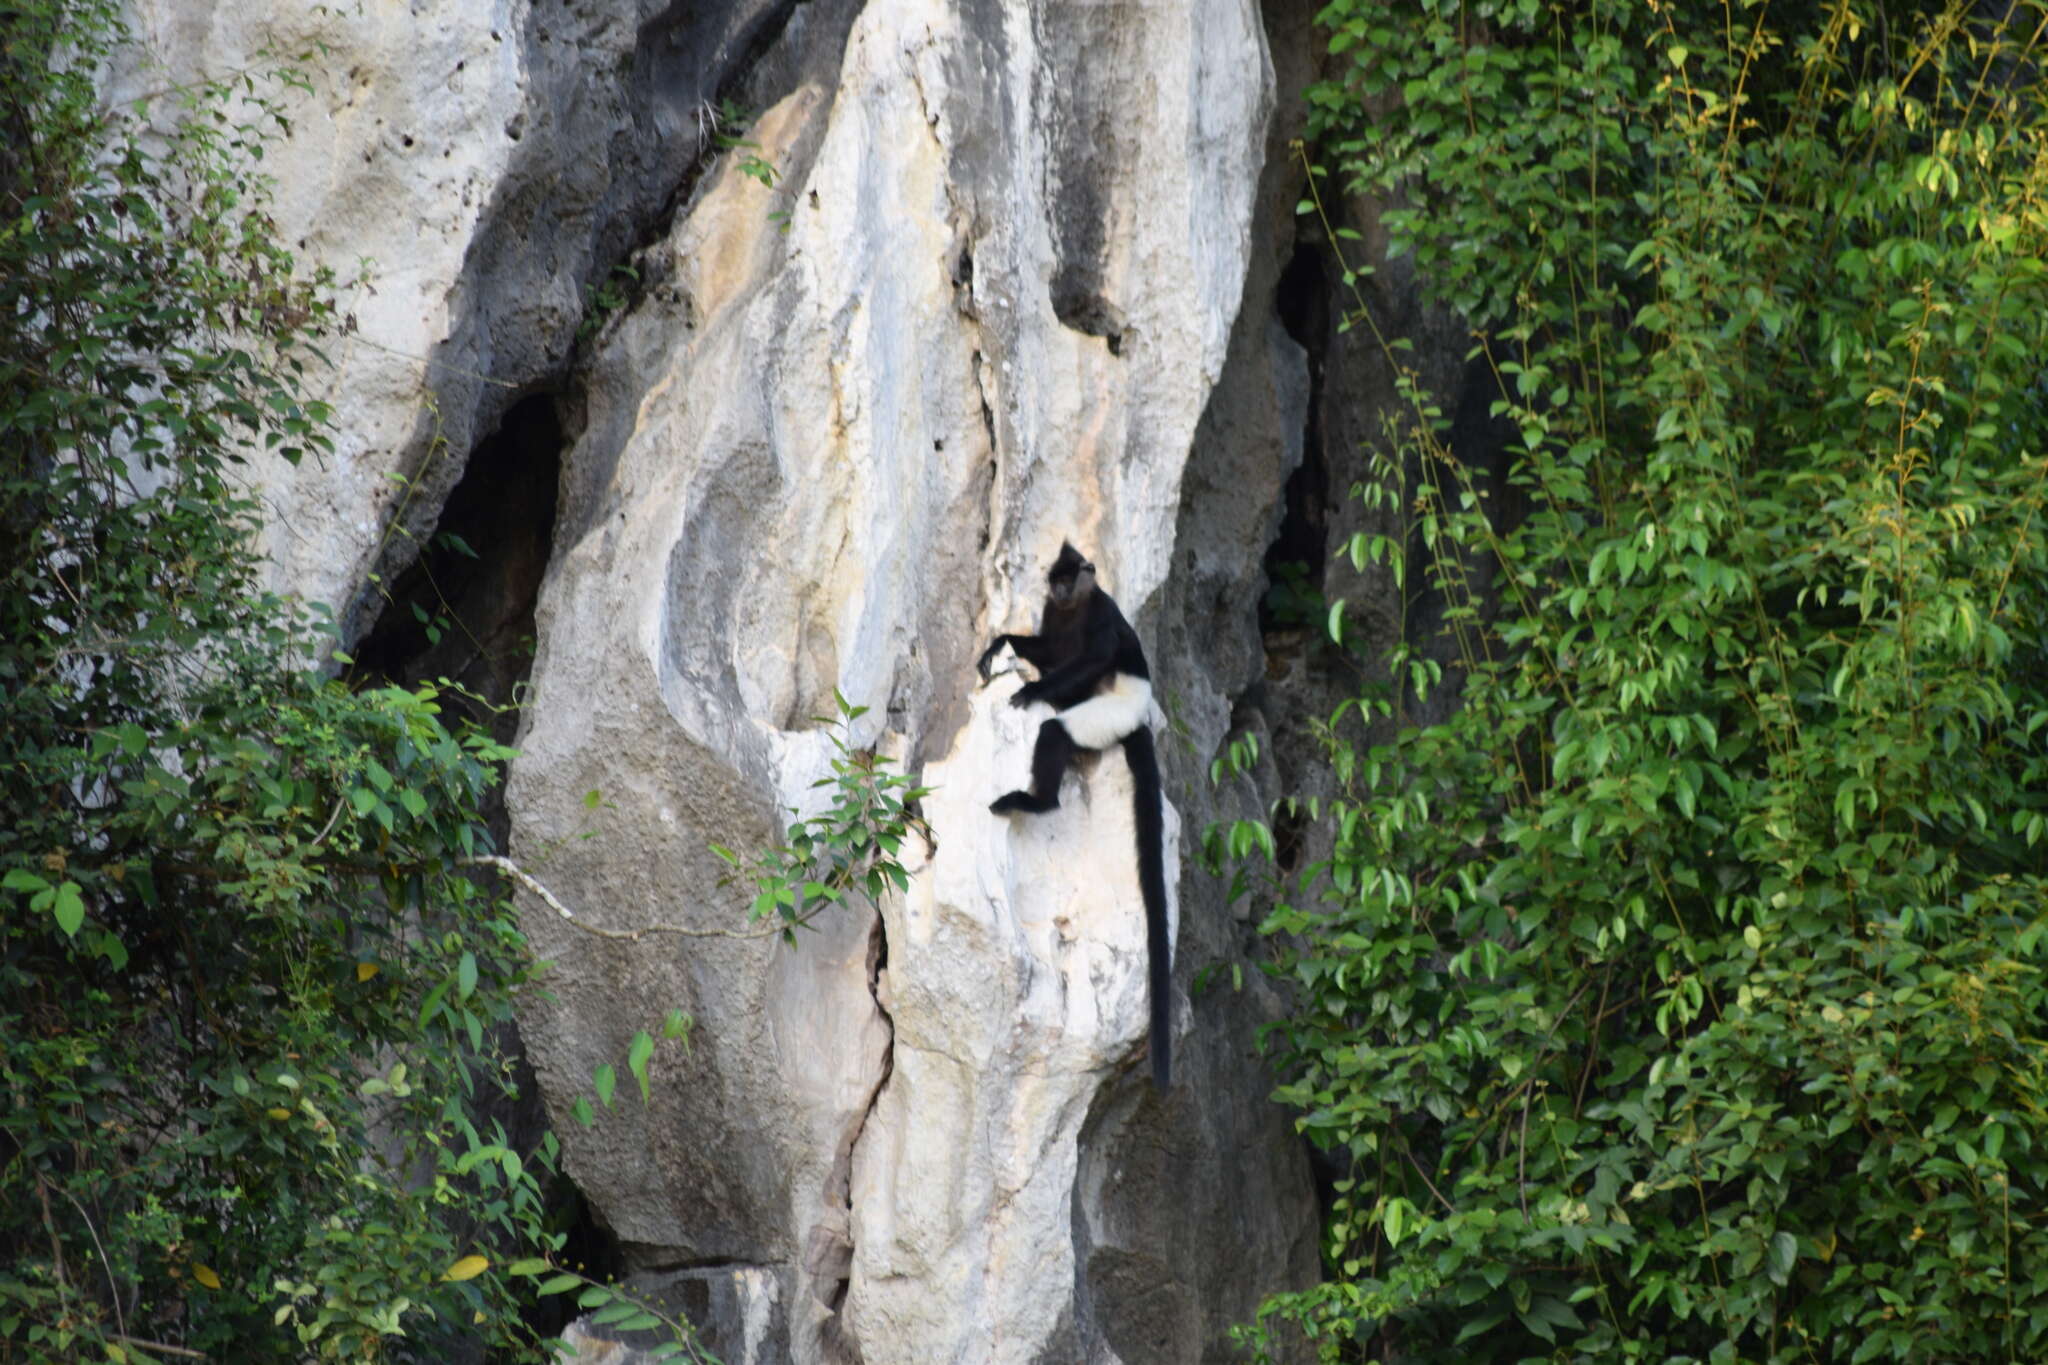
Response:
[1008,682,1043,709]
[977,637,1018,683]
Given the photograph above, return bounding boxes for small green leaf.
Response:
[627,1029,656,1103]
[1767,1231,1797,1286]
[51,882,85,937]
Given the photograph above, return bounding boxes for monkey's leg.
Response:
[990,718,1075,815]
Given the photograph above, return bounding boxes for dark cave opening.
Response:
[1260,238,1332,636]
[352,391,562,728]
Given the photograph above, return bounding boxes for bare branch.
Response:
[463,855,782,942]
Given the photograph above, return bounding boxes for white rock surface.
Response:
[112,0,529,617]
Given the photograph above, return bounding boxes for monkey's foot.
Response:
[989,790,1055,815]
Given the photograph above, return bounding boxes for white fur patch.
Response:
[1058,674,1153,750]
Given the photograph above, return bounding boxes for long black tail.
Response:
[1122,726,1171,1090]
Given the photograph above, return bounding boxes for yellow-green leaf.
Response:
[356,961,380,982]
[443,1254,490,1282]
[192,1262,222,1290]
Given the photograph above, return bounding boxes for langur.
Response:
[979,543,1171,1090]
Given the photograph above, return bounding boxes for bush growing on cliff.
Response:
[1236,2,2048,1360]
[0,4,701,1360]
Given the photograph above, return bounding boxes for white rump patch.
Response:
[1057,674,1153,750]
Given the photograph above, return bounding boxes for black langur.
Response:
[977,542,1172,1090]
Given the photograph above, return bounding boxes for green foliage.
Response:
[1238,2,2048,1360]
[0,4,704,1360]
[579,263,640,341]
[711,693,932,944]
[709,98,779,190]
[1267,561,1331,634]
[512,1257,714,1363]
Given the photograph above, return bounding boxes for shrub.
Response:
[0,5,703,1359]
[1236,3,2048,1360]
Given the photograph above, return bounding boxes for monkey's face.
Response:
[1047,540,1096,608]
[1048,563,1095,608]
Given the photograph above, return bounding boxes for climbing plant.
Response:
[1233,1,2048,1360]
[0,3,706,1359]
[713,692,932,945]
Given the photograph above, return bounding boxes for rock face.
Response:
[126,0,1346,1357]
[115,0,821,633]
[510,2,1309,1357]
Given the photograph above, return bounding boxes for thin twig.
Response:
[35,1178,68,1294]
[1518,1088,1534,1224]
[110,1336,207,1359]
[55,1186,124,1342]
[305,795,347,852]
[341,332,521,388]
[463,855,782,941]
[1399,1138,1456,1214]
[1575,965,1614,1116]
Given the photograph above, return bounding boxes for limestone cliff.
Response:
[115,0,1385,1357]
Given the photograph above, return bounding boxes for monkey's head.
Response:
[1047,541,1096,608]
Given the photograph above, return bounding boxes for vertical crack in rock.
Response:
[1030,0,1131,355]
[971,347,1002,555]
[809,910,894,1364]
[973,346,1000,451]
[580,0,810,344]
[1260,239,1332,633]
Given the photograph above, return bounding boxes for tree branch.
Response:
[462,855,782,942]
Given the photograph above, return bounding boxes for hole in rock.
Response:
[1050,278,1125,355]
[352,391,562,731]
[1260,241,1331,636]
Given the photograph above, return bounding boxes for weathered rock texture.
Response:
[115,0,828,631]
[117,0,1402,1358]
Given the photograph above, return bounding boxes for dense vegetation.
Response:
[0,4,699,1360]
[1239,1,2048,1360]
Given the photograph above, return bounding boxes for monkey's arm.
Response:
[1009,626,1117,710]
[977,632,1060,680]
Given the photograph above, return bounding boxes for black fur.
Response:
[986,719,1074,816]
[1121,726,1171,1090]
[981,543,1172,1090]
